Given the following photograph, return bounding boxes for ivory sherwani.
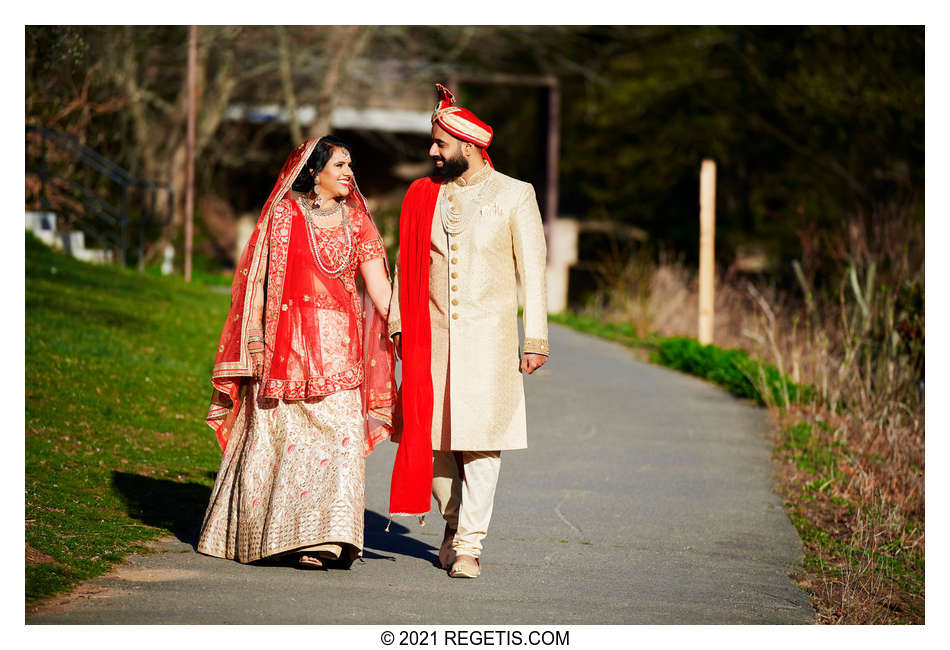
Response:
[389,164,549,451]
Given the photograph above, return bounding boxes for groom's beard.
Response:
[432,151,469,181]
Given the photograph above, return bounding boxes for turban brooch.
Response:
[431,82,493,149]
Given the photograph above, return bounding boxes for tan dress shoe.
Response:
[449,554,480,578]
[439,525,457,569]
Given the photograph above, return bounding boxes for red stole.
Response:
[389,177,441,516]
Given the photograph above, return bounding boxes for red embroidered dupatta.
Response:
[206,139,394,455]
[388,177,441,516]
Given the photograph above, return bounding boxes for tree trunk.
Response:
[145,27,243,265]
[308,26,372,138]
[275,26,302,145]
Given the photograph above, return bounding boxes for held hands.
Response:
[251,352,264,380]
[247,328,265,380]
[520,352,547,375]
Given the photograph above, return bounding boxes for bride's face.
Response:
[316,147,354,200]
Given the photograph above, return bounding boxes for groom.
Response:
[388,83,549,578]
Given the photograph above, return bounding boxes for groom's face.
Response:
[429,124,468,181]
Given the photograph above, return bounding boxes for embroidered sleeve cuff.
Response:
[358,239,387,265]
[523,337,550,356]
[388,319,401,338]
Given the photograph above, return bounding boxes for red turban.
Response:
[431,83,493,148]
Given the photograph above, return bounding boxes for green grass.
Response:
[786,500,924,613]
[782,420,847,479]
[25,232,231,603]
[777,421,924,618]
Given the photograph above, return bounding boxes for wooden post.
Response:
[545,80,560,225]
[698,159,716,345]
[184,25,197,283]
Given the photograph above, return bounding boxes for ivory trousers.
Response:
[431,450,502,559]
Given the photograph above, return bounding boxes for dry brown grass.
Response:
[583,205,924,623]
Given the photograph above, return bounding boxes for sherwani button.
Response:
[452,313,459,320]
[451,285,458,291]
[451,272,458,279]
[452,299,459,305]
[450,243,458,251]
[451,257,458,264]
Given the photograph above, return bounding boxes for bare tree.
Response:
[275,25,303,145]
[308,26,373,137]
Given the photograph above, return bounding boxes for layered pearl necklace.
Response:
[440,168,494,235]
[296,196,353,278]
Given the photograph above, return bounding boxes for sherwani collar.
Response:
[452,163,492,188]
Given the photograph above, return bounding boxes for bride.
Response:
[197,136,395,568]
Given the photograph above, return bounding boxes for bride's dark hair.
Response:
[290,135,351,192]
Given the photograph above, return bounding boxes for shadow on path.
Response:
[111,471,211,548]
[111,472,437,565]
[362,511,439,566]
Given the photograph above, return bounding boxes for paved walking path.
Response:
[28,324,814,624]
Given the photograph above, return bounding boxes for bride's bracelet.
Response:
[247,336,265,355]
[247,327,265,355]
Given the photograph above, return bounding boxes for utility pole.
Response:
[698,159,716,345]
[184,25,197,283]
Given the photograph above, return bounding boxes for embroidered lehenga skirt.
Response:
[197,385,365,563]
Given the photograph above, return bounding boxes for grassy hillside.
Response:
[25,233,231,602]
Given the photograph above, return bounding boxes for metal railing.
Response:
[25,125,174,269]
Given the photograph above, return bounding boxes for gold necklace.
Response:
[297,197,344,227]
[295,198,353,277]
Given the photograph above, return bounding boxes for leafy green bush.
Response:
[651,337,812,407]
[549,313,812,407]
